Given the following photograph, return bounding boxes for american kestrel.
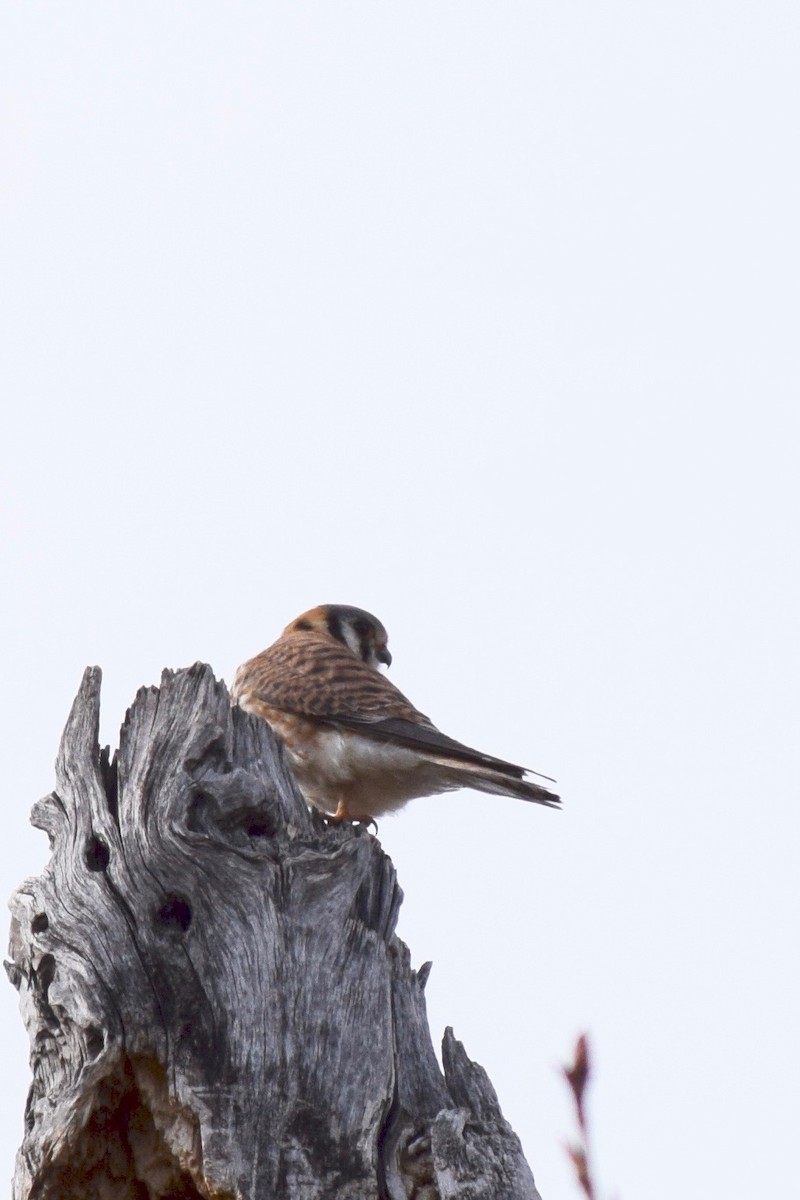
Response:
[231,604,559,822]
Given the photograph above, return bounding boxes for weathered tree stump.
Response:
[7,664,542,1200]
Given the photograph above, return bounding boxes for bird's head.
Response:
[284,605,392,670]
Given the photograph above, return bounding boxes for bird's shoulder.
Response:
[232,631,431,726]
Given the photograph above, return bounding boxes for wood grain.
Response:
[7,664,542,1200]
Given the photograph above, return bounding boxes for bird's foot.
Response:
[324,801,378,835]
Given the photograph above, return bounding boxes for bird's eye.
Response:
[353,618,372,637]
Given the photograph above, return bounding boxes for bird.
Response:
[231,604,559,822]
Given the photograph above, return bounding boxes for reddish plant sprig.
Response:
[563,1033,597,1200]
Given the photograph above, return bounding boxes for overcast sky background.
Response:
[2,5,798,1198]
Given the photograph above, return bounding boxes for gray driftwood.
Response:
[7,664,542,1200]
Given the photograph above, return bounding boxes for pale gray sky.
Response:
[2,5,798,1197]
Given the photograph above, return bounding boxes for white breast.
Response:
[287,726,458,819]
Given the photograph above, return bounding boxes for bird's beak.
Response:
[376,646,392,667]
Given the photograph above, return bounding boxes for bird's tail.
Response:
[436,760,561,808]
